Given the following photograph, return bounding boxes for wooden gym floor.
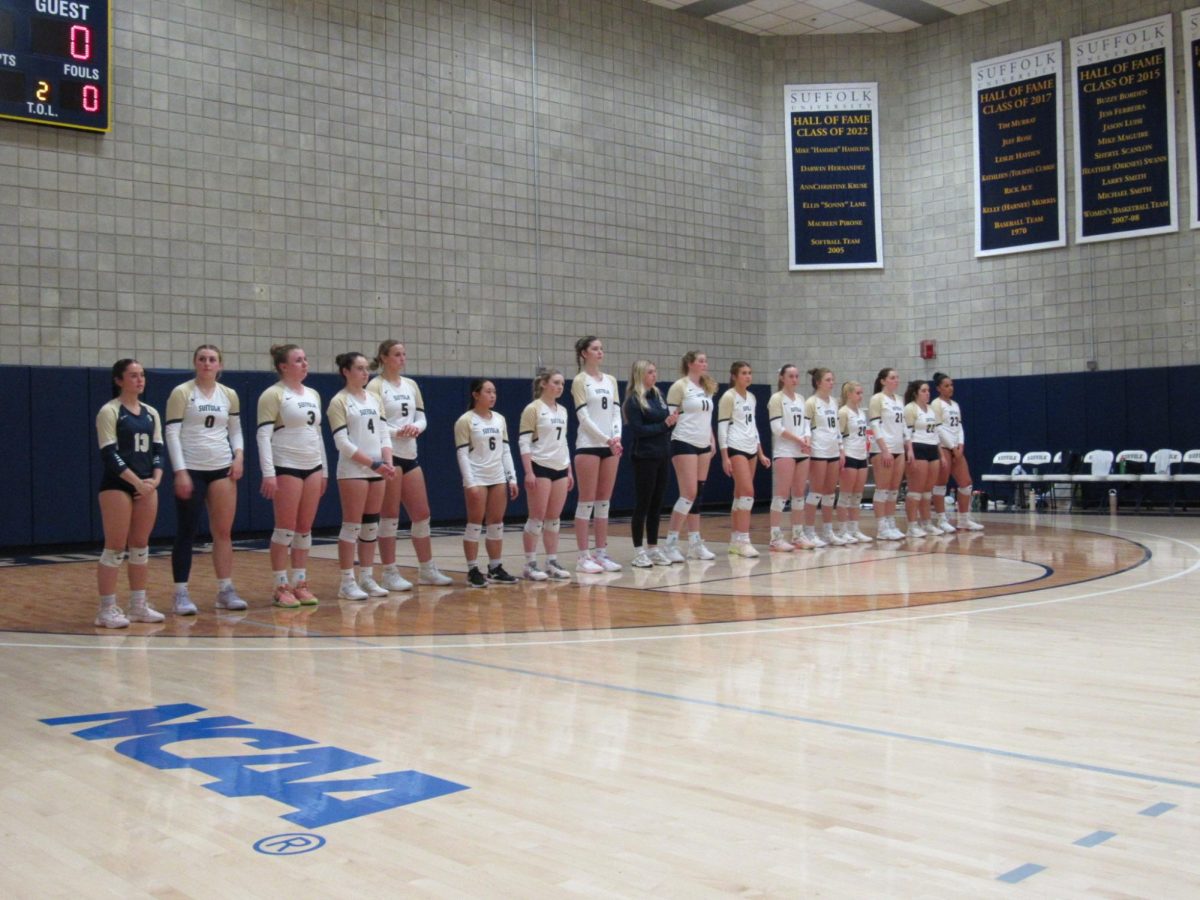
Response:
[0,511,1196,896]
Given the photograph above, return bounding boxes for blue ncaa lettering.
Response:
[41,703,469,828]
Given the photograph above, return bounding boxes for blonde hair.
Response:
[681,350,717,396]
[840,380,861,406]
[776,364,797,391]
[532,367,562,399]
[625,360,663,413]
[371,339,403,372]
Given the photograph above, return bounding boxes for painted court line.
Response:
[996,863,1046,883]
[1139,802,1177,817]
[1073,830,1117,847]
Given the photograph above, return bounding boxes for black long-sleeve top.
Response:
[623,389,672,460]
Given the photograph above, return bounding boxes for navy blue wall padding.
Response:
[1086,371,1127,452]
[1006,375,1048,453]
[33,368,96,545]
[1168,365,1200,453]
[1045,372,1089,460]
[0,367,33,547]
[1123,368,1168,455]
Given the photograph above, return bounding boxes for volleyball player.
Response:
[869,368,907,541]
[802,368,846,546]
[664,350,718,562]
[623,359,677,567]
[94,359,165,628]
[931,372,984,531]
[571,336,623,574]
[519,368,574,581]
[165,345,247,615]
[767,364,814,551]
[454,379,520,588]
[368,340,453,588]
[257,344,327,608]
[903,379,941,537]
[836,381,872,543]
[718,362,770,557]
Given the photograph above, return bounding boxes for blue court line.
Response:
[1139,802,1177,817]
[398,647,1200,790]
[1074,830,1116,847]
[996,863,1045,883]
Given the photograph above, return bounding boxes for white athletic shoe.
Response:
[791,531,816,550]
[359,575,390,598]
[853,528,873,543]
[937,516,956,533]
[769,537,795,552]
[172,587,198,616]
[825,527,850,546]
[593,548,622,572]
[804,527,828,549]
[687,538,716,561]
[961,517,985,531]
[544,560,571,580]
[381,570,414,592]
[630,550,653,568]
[128,598,165,624]
[648,548,672,566]
[337,580,369,601]
[417,564,453,586]
[522,562,549,581]
[662,540,687,564]
[216,585,248,610]
[906,523,927,538]
[576,554,604,574]
[730,540,760,558]
[925,521,944,535]
[95,605,130,629]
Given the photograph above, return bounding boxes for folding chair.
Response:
[1140,450,1180,511]
[980,451,1021,510]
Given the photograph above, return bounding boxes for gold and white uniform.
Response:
[805,394,842,458]
[519,399,570,471]
[905,402,941,447]
[767,390,809,459]
[931,397,964,449]
[327,388,392,479]
[256,383,327,476]
[666,377,714,450]
[839,405,869,461]
[165,380,242,472]
[367,375,425,462]
[454,410,516,488]
[717,389,761,454]
[869,391,906,455]
[571,372,621,449]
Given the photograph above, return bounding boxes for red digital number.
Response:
[70,24,91,61]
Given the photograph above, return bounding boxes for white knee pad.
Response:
[932,485,947,497]
[594,500,610,520]
[791,495,804,510]
[805,491,821,507]
[524,518,544,536]
[770,496,787,513]
[271,527,295,547]
[292,532,312,550]
[544,518,561,533]
[834,492,849,509]
[574,501,594,521]
[958,483,973,496]
[848,492,863,507]
[908,491,925,503]
[410,518,431,538]
[360,521,379,542]
[733,496,754,511]
[379,517,400,539]
[673,496,694,516]
[820,493,835,508]
[128,546,149,565]
[339,523,363,544]
[486,523,505,541]
[873,489,891,504]
[98,547,125,568]
[464,522,483,541]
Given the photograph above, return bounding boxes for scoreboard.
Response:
[0,0,110,132]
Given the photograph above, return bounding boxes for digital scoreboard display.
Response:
[0,0,110,132]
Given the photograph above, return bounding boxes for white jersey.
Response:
[519,399,570,471]
[804,394,842,458]
[666,377,715,450]
[367,374,425,461]
[905,402,941,446]
[838,405,868,460]
[256,382,327,476]
[767,390,809,459]
[717,389,761,454]
[571,372,621,449]
[454,410,516,487]
[868,391,906,455]
[327,389,392,479]
[165,380,243,472]
[931,397,964,449]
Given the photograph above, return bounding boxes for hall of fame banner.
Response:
[972,44,1065,257]
[1184,8,1200,229]
[1071,15,1177,243]
[785,83,882,270]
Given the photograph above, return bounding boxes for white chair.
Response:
[1141,449,1181,511]
[1011,451,1052,509]
[1071,450,1114,511]
[980,451,1022,509]
[1176,450,1200,512]
[1107,449,1147,483]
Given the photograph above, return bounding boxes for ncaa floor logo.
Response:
[42,703,468,829]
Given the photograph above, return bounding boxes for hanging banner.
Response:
[1184,8,1200,229]
[1071,15,1177,243]
[972,44,1065,256]
[785,83,883,270]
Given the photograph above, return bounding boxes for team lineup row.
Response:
[89,336,982,628]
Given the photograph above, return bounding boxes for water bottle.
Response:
[1108,488,1118,514]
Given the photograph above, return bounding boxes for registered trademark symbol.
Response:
[253,832,326,855]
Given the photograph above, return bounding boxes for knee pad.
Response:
[292,531,312,550]
[410,518,431,538]
[873,489,891,504]
[575,501,594,521]
[524,518,544,536]
[98,547,125,568]
[834,492,849,509]
[791,494,804,510]
[544,518,561,533]
[733,496,754,511]
[907,491,925,503]
[486,523,504,541]
[848,492,863,507]
[820,493,835,508]
[464,522,483,541]
[770,496,787,513]
[271,527,295,547]
[339,523,363,544]
[958,483,973,496]
[594,500,610,520]
[932,485,947,497]
[379,517,399,538]
[128,546,149,565]
[360,521,379,542]
[673,496,694,516]
[805,491,821,507]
